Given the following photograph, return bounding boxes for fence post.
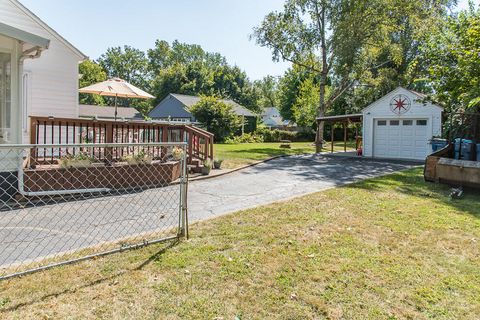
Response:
[179,137,189,238]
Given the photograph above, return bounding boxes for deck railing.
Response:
[29,116,214,167]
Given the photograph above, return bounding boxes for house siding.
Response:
[0,0,84,143]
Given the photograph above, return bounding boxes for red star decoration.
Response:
[393,97,407,112]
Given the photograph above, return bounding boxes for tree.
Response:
[190,96,241,141]
[292,76,321,128]
[255,75,279,110]
[420,6,479,112]
[98,46,149,89]
[78,60,107,105]
[253,0,455,151]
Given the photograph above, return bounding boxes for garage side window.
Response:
[377,120,387,126]
[416,120,427,126]
[390,120,400,126]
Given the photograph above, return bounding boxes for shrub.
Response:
[190,96,241,142]
[225,133,264,144]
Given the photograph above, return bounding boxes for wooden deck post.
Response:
[161,126,169,162]
[105,123,113,164]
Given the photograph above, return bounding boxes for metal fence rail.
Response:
[0,142,188,280]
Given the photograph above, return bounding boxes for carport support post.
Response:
[331,123,334,153]
[343,122,347,152]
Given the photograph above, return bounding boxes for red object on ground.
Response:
[357,147,363,156]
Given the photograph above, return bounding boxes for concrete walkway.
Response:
[0,154,417,270]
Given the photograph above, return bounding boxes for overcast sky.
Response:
[20,0,473,81]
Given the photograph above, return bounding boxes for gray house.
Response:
[149,93,256,122]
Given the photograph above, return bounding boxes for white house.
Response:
[0,0,86,144]
[362,87,443,160]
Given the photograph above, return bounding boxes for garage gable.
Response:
[362,87,443,161]
[362,87,443,115]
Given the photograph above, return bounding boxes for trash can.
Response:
[477,144,480,161]
[454,138,474,160]
[431,138,448,152]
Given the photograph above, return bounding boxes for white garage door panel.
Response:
[374,119,428,160]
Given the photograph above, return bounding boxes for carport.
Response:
[316,114,363,153]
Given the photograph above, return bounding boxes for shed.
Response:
[316,87,443,161]
[362,87,443,160]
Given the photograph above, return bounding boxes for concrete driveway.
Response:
[0,154,417,271]
[188,154,417,221]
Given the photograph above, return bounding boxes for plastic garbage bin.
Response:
[454,138,474,160]
[431,138,448,152]
[477,144,480,161]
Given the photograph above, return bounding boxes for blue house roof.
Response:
[149,94,256,120]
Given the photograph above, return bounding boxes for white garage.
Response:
[362,87,443,161]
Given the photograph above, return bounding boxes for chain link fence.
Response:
[0,142,188,280]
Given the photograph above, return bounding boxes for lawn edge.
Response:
[187,166,423,225]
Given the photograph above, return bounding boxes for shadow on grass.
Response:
[0,239,179,313]
[350,169,480,218]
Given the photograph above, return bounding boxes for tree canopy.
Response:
[253,0,457,149]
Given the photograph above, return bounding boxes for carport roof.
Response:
[316,113,363,123]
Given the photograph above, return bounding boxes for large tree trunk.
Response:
[315,2,328,153]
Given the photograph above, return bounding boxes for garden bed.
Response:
[23,161,182,192]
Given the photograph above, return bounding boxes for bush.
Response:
[254,127,311,142]
[190,96,241,142]
[225,133,264,144]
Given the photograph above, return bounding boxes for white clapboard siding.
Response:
[0,0,86,144]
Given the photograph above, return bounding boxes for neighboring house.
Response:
[150,93,256,121]
[0,0,86,144]
[79,105,143,121]
[261,107,297,130]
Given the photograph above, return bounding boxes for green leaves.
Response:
[190,96,241,142]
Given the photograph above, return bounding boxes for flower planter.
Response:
[23,161,182,193]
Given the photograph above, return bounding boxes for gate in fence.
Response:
[0,142,188,280]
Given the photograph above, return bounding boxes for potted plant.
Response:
[213,158,223,169]
[172,146,184,161]
[58,152,94,169]
[122,150,153,165]
[201,159,213,175]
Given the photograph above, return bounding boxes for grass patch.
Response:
[215,141,355,168]
[1,168,479,319]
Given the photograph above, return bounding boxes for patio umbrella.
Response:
[79,77,154,121]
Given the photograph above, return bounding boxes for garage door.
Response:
[373,119,428,160]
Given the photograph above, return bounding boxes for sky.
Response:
[20,0,473,81]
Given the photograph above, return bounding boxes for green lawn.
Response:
[215,141,356,169]
[1,168,479,319]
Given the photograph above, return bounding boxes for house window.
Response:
[402,120,413,126]
[377,120,387,126]
[0,52,11,143]
[390,120,400,126]
[416,120,427,126]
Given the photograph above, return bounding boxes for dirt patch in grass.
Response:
[0,168,479,319]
